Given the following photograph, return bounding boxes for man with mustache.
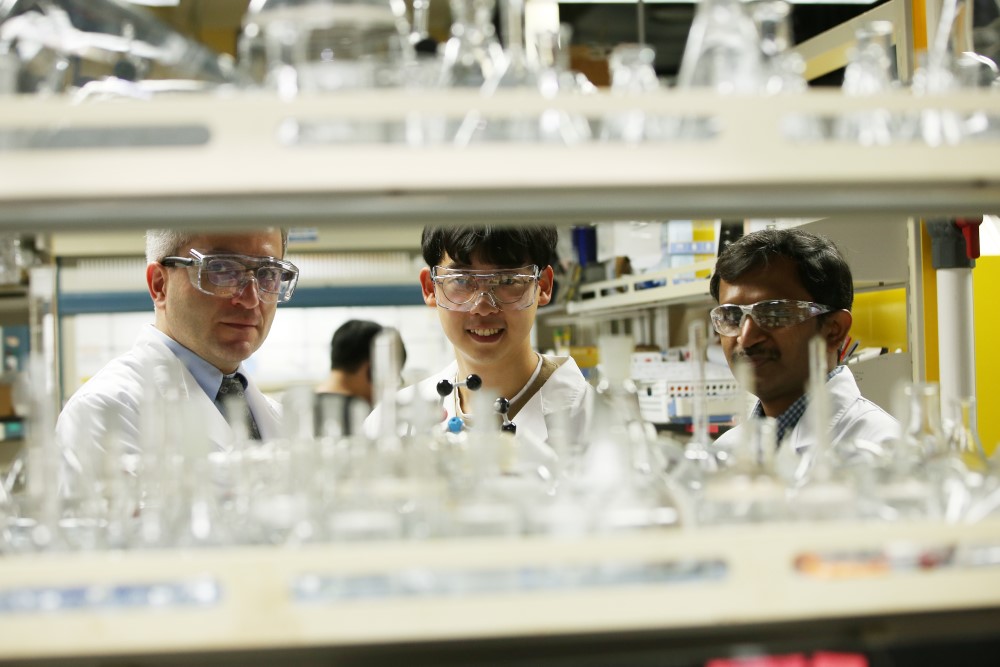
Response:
[709,227,897,452]
[57,228,299,453]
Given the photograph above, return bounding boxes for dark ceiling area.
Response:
[559,1,891,86]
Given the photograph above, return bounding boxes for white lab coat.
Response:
[366,354,594,467]
[714,366,898,454]
[56,325,281,454]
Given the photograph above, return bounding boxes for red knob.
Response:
[954,217,983,260]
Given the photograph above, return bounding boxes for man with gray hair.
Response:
[56,228,299,452]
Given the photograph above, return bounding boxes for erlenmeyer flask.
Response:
[675,0,762,93]
[835,21,899,146]
[438,0,505,87]
[947,396,989,472]
[871,382,947,521]
[482,0,535,92]
[242,0,413,94]
[600,44,670,144]
[699,416,787,524]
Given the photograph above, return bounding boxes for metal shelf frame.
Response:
[1,89,999,232]
[0,519,998,664]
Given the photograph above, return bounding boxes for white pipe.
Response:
[936,267,976,422]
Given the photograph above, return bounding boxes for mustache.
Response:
[730,344,779,364]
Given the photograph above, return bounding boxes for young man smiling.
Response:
[370,225,592,453]
[710,227,897,453]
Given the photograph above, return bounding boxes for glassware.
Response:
[835,21,899,146]
[2,0,234,95]
[438,0,505,87]
[750,0,803,94]
[869,382,947,521]
[599,43,671,144]
[241,0,413,95]
[947,396,989,473]
[0,44,17,95]
[748,0,822,142]
[675,0,763,93]
[173,400,232,548]
[784,337,860,521]
[699,417,787,524]
[453,22,589,145]
[482,0,535,93]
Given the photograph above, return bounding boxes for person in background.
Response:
[315,319,405,435]
[366,225,593,460]
[56,228,299,452]
[710,227,897,452]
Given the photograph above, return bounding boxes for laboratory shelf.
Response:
[0,89,999,232]
[0,518,999,664]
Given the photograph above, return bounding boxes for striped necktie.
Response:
[216,372,261,440]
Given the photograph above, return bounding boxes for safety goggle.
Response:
[160,249,299,304]
[710,299,831,336]
[431,265,540,312]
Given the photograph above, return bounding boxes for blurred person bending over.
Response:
[56,228,299,452]
[316,319,405,435]
[710,227,897,453]
[366,225,593,459]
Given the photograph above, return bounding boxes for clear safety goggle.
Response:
[431,265,540,312]
[710,299,831,336]
[160,249,299,304]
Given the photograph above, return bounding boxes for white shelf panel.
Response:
[566,260,715,316]
[0,519,998,661]
[1,90,999,230]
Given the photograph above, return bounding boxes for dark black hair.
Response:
[709,228,854,311]
[421,225,558,269]
[330,320,401,372]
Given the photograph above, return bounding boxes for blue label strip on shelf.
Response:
[292,558,728,605]
[0,577,222,615]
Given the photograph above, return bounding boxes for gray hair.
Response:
[145,228,289,264]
